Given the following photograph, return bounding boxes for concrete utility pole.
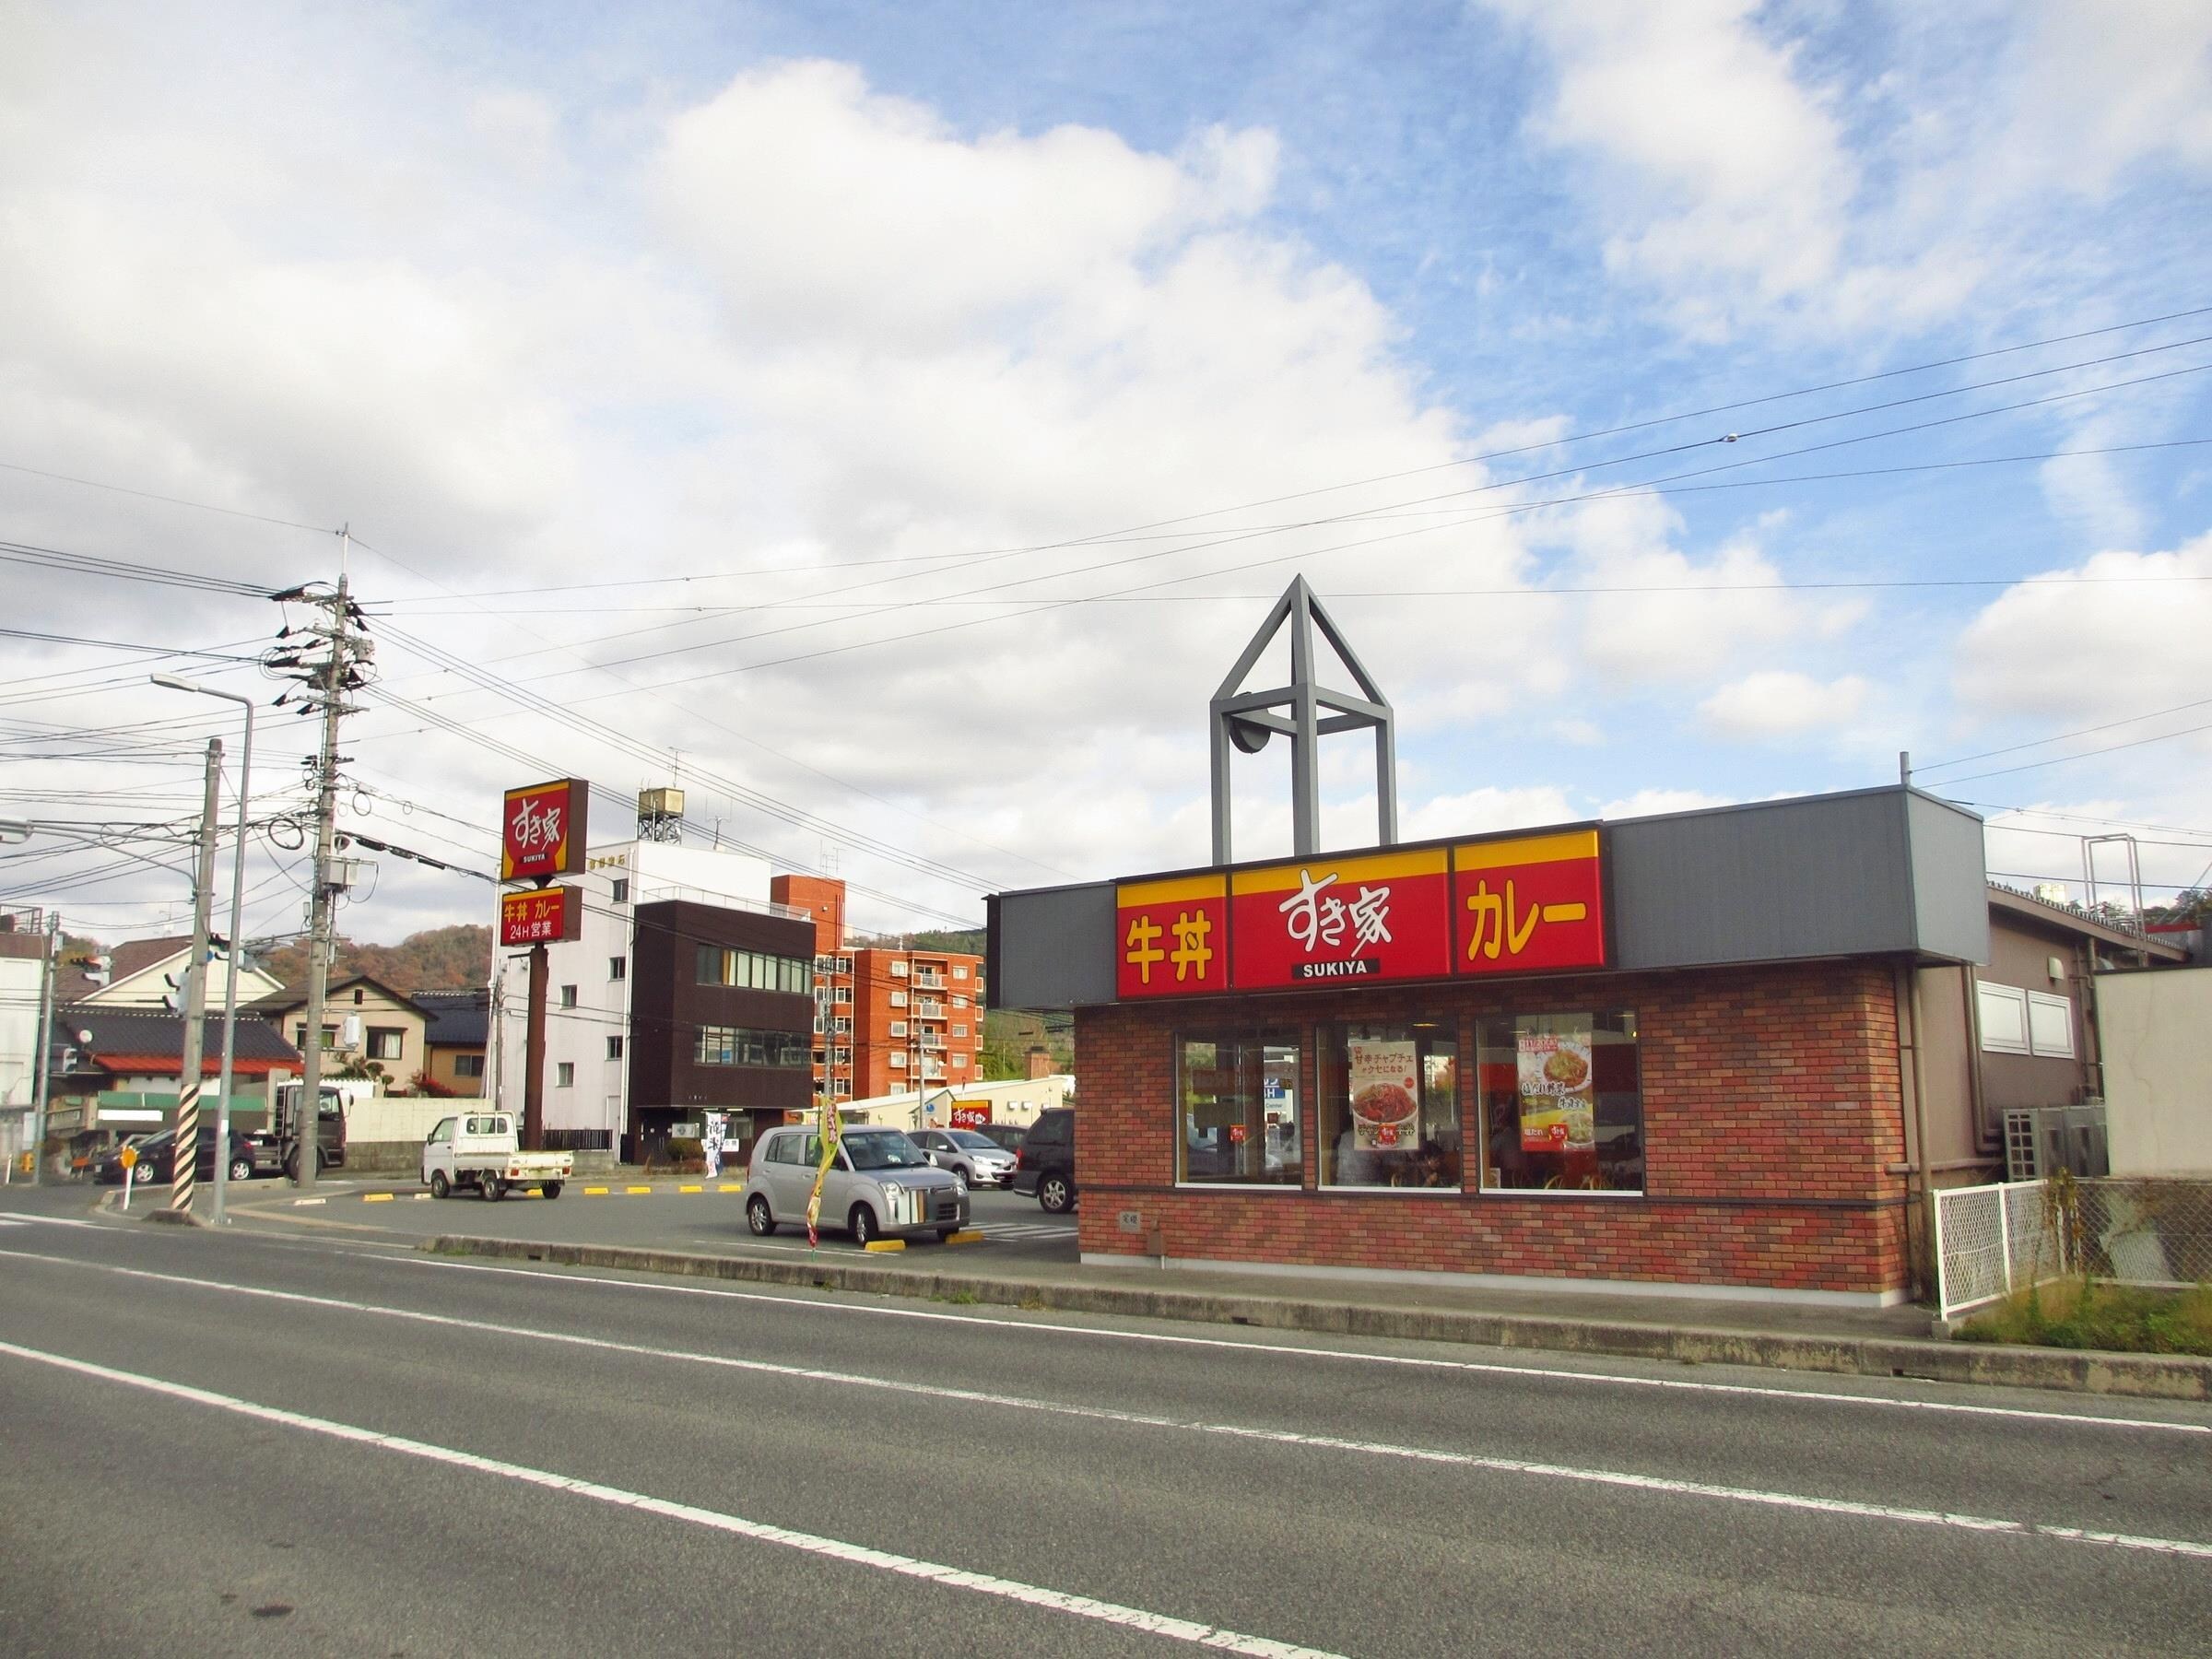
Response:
[152,674,256,1226]
[171,738,223,1215]
[269,559,374,1193]
[27,912,56,1186]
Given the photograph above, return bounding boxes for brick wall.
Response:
[1072,959,1911,1296]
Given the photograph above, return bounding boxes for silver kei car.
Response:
[742,1124,971,1246]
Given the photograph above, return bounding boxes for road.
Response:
[2,1185,2208,1656]
[227,1177,1082,1263]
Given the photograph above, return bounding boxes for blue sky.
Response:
[3,1,2210,939]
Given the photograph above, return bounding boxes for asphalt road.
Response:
[3,1185,2209,1656]
[226,1176,1081,1263]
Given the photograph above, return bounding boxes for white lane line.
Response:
[401,1256,2212,1440]
[5,1248,2207,1560]
[0,1337,1334,1658]
[0,1213,102,1229]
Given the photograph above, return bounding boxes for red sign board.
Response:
[950,1105,990,1130]
[1110,828,1606,999]
[500,885,582,947]
[1452,830,1606,976]
[1116,874,1229,999]
[1230,848,1453,990]
[500,778,588,882]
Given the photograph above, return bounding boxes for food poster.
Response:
[1516,1026,1595,1152]
[1347,1037,1420,1151]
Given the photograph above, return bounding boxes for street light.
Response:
[150,674,253,1226]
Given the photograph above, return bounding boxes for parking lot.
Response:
[228,1176,1080,1265]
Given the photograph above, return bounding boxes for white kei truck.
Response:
[421,1112,572,1201]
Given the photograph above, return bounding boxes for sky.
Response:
[3,0,2211,947]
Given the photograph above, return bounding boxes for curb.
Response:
[419,1235,2212,1403]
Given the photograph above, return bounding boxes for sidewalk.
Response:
[418,1229,2212,1405]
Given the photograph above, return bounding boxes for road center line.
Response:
[5,1247,2207,1559]
[398,1255,2212,1440]
[0,1336,1334,1658]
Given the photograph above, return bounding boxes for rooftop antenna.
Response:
[1209,574,1396,863]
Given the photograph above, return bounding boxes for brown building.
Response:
[251,974,429,1085]
[415,989,490,1098]
[624,897,815,1163]
[770,875,985,1103]
[990,786,2189,1307]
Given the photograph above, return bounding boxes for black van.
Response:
[1011,1108,1075,1214]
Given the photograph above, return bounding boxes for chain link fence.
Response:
[1935,1177,2212,1319]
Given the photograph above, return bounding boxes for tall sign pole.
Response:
[499,780,589,1155]
[171,738,222,1215]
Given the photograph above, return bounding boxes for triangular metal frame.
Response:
[1209,574,1397,863]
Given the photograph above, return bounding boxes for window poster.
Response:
[1516,1024,1595,1152]
[1347,1037,1420,1151]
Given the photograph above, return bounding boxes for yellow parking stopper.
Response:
[863,1238,906,1253]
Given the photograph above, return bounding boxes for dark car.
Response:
[974,1123,1029,1156]
[93,1128,258,1187]
[1011,1107,1075,1214]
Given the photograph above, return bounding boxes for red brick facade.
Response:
[1073,959,1912,1298]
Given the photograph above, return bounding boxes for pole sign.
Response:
[499,886,582,947]
[500,778,589,882]
[1115,828,1607,996]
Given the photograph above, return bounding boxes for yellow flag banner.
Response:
[805,1101,841,1247]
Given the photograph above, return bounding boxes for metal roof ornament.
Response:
[1208,574,1397,864]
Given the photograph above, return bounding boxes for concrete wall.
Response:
[2098,967,2212,1177]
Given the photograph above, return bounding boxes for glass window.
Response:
[367,1027,405,1061]
[559,985,578,1009]
[453,1053,486,1078]
[1476,1012,1643,1194]
[606,1036,624,1060]
[555,1062,574,1088]
[1176,1031,1300,1186]
[610,878,629,903]
[1319,1020,1461,1189]
[697,945,724,985]
[889,1053,905,1068]
[609,956,627,981]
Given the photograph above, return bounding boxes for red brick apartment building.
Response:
[771,875,985,1103]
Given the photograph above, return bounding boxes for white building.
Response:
[0,930,50,1171]
[491,840,812,1160]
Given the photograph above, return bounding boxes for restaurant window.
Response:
[1319,1020,1461,1189]
[1476,1012,1644,1194]
[1176,1031,1300,1187]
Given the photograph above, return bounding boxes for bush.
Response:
[666,1136,703,1164]
[1956,1277,2212,1356]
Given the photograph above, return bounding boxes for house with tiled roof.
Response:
[35,1005,305,1147]
[414,988,490,1097]
[83,934,284,1009]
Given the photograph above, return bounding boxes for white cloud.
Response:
[1952,532,2212,723]
[1699,671,1869,740]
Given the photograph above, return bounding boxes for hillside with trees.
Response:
[255,924,492,994]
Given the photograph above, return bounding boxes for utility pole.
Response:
[170,739,223,1215]
[268,560,374,1194]
[27,912,56,1186]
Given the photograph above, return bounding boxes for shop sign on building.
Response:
[500,885,582,947]
[1115,873,1229,999]
[1113,829,1607,998]
[951,1103,991,1129]
[500,777,589,881]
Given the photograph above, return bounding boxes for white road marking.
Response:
[0,1337,1335,1657]
[4,1247,2207,1559]
[0,1213,102,1229]
[401,1255,2212,1440]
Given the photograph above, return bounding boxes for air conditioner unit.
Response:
[2004,1104,2109,1182]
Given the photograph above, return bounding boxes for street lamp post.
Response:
[151,674,253,1226]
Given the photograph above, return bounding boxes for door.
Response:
[423,1117,455,1183]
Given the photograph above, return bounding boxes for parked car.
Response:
[742,1124,970,1245]
[912,1127,1018,1188]
[974,1123,1029,1156]
[1011,1107,1075,1214]
[92,1128,258,1186]
[422,1112,572,1200]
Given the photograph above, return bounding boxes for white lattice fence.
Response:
[1935,1177,2212,1319]
[1932,1181,2064,1319]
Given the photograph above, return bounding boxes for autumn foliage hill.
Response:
[255,924,492,996]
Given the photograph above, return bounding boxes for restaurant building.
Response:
[990,784,1996,1307]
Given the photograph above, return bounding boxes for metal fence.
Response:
[1934,1177,2212,1320]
